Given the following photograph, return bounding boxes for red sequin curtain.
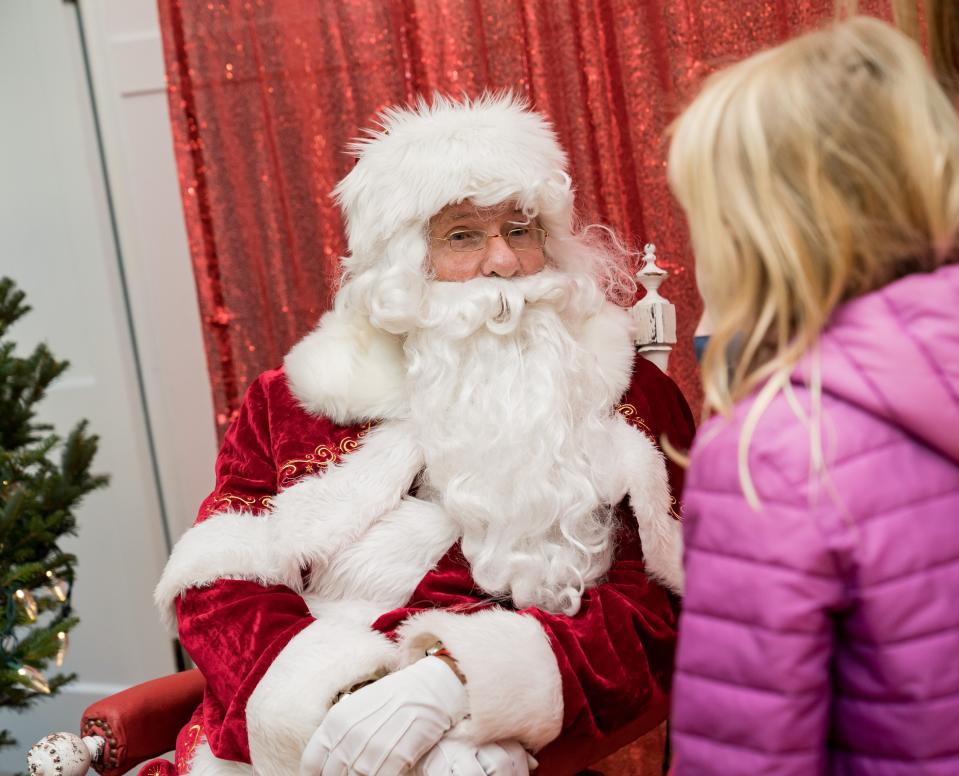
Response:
[158,0,888,436]
[158,4,892,771]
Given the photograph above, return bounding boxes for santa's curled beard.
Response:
[403,269,621,616]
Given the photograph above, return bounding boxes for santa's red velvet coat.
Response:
[152,304,694,776]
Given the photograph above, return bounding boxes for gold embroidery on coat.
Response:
[616,403,652,433]
[278,423,374,487]
[211,493,273,512]
[277,445,339,484]
[211,493,257,510]
[176,723,203,773]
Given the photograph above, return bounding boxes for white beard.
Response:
[404,270,619,615]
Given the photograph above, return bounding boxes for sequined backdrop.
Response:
[157,3,888,770]
[157,0,888,436]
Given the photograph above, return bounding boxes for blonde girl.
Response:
[667,16,959,776]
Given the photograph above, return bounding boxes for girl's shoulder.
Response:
[688,382,910,506]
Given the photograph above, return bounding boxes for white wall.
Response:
[0,0,215,765]
[77,0,217,544]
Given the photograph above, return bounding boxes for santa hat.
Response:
[332,92,575,278]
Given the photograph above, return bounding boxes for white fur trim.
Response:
[187,739,252,776]
[154,421,426,630]
[246,619,399,776]
[301,598,386,625]
[157,497,454,632]
[607,415,683,594]
[266,420,424,588]
[579,302,637,405]
[310,496,458,604]
[153,509,301,633]
[394,608,564,752]
[284,309,408,423]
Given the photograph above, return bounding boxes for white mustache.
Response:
[417,269,604,338]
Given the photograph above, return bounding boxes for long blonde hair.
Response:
[668,16,959,505]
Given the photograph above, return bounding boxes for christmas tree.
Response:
[0,277,108,750]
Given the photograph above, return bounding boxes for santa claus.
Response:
[154,93,695,776]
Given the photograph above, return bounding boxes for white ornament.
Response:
[27,733,104,776]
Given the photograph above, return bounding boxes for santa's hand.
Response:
[299,656,468,776]
[415,738,537,776]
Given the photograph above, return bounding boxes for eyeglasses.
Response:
[432,226,548,253]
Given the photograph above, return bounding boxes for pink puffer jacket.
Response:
[671,263,959,775]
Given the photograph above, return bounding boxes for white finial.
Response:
[27,733,104,776]
[638,244,666,297]
[632,243,677,372]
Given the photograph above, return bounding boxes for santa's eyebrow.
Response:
[438,209,528,227]
[442,211,479,223]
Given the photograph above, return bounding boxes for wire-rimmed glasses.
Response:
[433,226,548,252]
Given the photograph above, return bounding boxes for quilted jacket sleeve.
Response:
[670,427,849,776]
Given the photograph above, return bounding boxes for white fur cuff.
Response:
[246,619,399,776]
[153,510,303,633]
[608,417,684,594]
[187,739,253,776]
[394,608,564,752]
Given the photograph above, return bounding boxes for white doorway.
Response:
[0,0,215,765]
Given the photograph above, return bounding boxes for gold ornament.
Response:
[55,630,69,667]
[46,571,68,602]
[14,588,38,622]
[17,664,50,694]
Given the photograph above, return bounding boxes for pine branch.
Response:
[0,279,29,340]
[0,277,108,752]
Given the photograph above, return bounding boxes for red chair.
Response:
[28,671,204,776]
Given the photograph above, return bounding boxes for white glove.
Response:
[300,656,468,776]
[415,738,537,776]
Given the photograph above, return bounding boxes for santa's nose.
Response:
[481,235,521,278]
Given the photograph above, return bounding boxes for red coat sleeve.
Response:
[177,582,314,762]
[195,372,279,523]
[175,373,317,763]
[539,361,694,769]
[167,371,392,769]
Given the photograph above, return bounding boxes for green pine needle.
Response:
[0,277,107,751]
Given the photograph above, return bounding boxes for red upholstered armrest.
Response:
[81,670,205,776]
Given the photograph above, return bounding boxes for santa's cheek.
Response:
[520,253,547,276]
